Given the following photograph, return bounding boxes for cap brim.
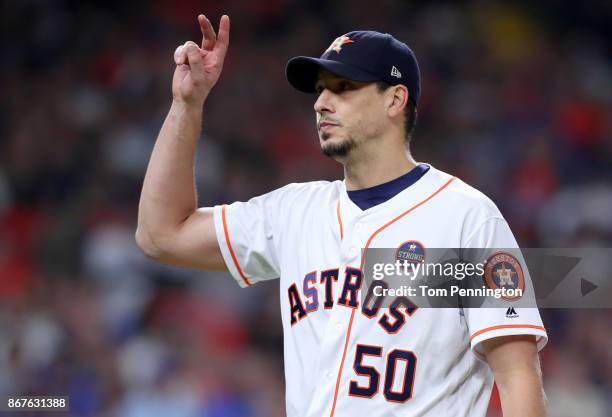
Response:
[286,56,380,93]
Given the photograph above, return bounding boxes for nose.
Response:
[314,89,335,114]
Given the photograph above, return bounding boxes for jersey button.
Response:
[327,372,334,379]
[335,322,342,330]
[349,247,357,255]
[355,222,362,230]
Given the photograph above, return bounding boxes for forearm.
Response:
[495,361,546,417]
[484,335,547,417]
[136,99,204,252]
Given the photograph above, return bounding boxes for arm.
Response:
[482,335,547,417]
[136,14,230,270]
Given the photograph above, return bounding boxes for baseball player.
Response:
[137,14,548,417]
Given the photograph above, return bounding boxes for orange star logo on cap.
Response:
[325,34,354,54]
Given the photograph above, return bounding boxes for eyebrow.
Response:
[316,76,354,87]
[316,78,369,93]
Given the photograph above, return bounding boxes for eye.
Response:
[315,85,324,95]
[336,80,358,93]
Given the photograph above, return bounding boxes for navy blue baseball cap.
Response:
[286,31,421,106]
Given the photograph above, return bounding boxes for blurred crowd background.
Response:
[1,0,611,416]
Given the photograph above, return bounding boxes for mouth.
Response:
[318,122,339,132]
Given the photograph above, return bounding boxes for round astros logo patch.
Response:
[484,252,525,301]
[395,240,426,265]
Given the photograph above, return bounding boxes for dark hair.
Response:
[376,81,417,143]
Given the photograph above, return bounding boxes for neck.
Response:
[342,138,417,190]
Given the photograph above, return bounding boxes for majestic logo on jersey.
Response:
[325,34,354,54]
[395,240,426,264]
[505,307,519,318]
[484,252,525,301]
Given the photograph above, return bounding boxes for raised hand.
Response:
[172,14,230,106]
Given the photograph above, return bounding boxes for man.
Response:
[136,14,548,417]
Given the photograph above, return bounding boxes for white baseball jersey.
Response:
[213,164,547,417]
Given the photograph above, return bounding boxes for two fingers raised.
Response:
[199,14,230,53]
[174,14,229,65]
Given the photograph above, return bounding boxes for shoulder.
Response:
[271,180,340,199]
[427,165,504,220]
[424,166,514,246]
[251,180,341,210]
[279,180,340,194]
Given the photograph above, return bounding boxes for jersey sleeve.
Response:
[213,187,287,288]
[461,217,548,357]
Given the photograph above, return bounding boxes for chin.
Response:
[319,132,344,144]
[320,136,356,159]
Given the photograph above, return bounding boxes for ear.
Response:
[386,85,408,119]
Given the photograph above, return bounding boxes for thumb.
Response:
[174,45,186,65]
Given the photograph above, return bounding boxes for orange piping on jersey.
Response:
[336,200,344,241]
[362,177,456,253]
[470,324,546,341]
[328,300,356,416]
[222,205,252,287]
[328,176,456,417]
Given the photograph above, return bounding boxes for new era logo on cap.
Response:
[286,30,421,106]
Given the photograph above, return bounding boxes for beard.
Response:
[320,135,357,159]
